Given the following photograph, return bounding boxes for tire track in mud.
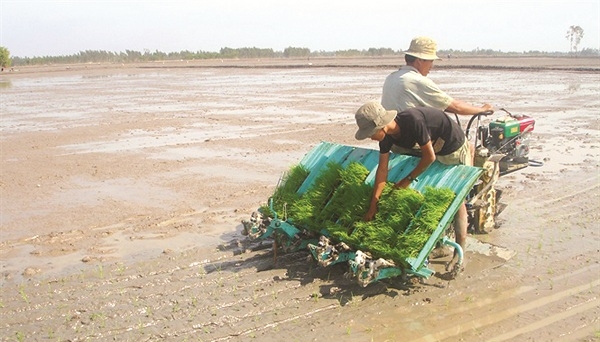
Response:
[534,177,599,206]
[498,171,599,241]
[530,176,600,224]
[408,264,600,342]
[386,170,600,342]
[1,229,593,341]
[2,170,598,341]
[332,169,600,342]
[212,170,597,341]
[1,223,596,341]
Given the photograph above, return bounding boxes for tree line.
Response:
[3,45,600,68]
[3,46,400,67]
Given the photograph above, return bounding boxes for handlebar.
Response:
[477,110,494,117]
[465,110,495,142]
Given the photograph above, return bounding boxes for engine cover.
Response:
[487,115,535,153]
[489,117,521,139]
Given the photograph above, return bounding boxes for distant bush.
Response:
[8,46,599,67]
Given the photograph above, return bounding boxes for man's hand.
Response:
[481,103,494,112]
[363,207,377,221]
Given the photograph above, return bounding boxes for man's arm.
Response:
[394,141,436,189]
[446,99,493,115]
[364,152,390,221]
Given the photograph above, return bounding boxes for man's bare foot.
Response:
[445,255,465,278]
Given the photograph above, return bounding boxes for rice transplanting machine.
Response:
[242,109,535,286]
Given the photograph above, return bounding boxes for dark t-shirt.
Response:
[379,107,465,155]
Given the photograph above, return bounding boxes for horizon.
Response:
[8,45,600,60]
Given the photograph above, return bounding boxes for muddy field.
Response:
[1,57,599,341]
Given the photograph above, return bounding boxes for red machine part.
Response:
[518,116,535,133]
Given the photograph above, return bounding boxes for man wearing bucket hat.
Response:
[381,36,493,115]
[375,36,493,274]
[355,101,472,275]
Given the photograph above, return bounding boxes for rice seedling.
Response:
[268,161,456,267]
[260,164,310,218]
[114,262,126,276]
[318,162,371,231]
[96,264,104,279]
[15,331,25,342]
[18,284,29,304]
[290,162,343,230]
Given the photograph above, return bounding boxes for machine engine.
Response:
[467,110,536,233]
[477,114,535,174]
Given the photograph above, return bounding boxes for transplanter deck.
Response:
[242,141,483,285]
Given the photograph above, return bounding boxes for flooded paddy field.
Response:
[0,57,599,341]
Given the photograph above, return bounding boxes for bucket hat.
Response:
[404,36,441,60]
[354,102,397,140]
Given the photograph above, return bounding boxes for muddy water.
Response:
[1,66,599,281]
[1,63,599,341]
[3,67,598,150]
[4,68,598,173]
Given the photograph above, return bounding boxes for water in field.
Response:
[1,66,598,281]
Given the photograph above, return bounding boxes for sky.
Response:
[1,0,599,58]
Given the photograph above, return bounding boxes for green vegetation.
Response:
[264,161,455,266]
[337,185,454,265]
[0,46,10,68]
[397,186,455,257]
[319,162,372,230]
[4,24,598,67]
[260,164,310,219]
[7,42,599,67]
[291,162,343,229]
[18,283,29,304]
